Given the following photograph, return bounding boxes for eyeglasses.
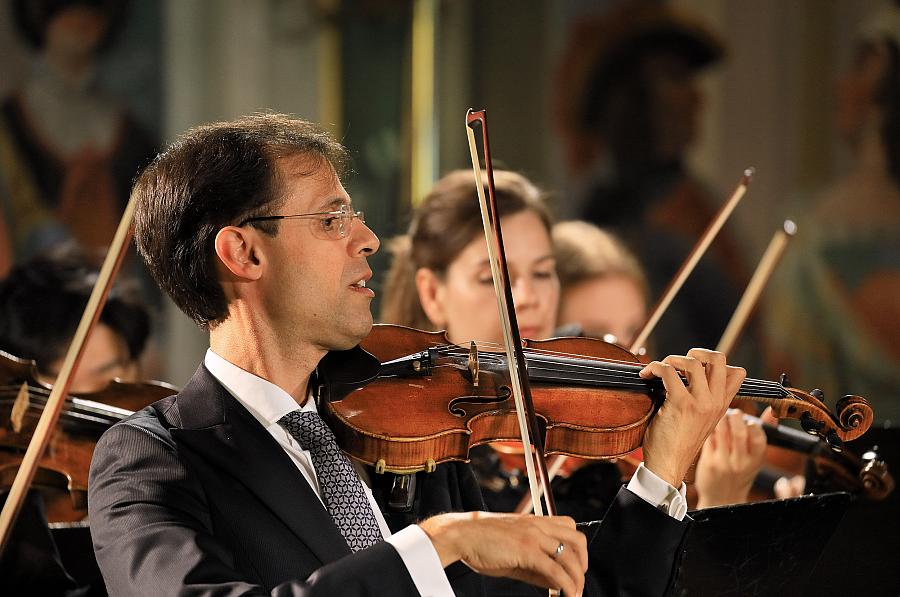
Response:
[239,203,366,240]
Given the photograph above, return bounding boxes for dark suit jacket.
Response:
[88,362,690,596]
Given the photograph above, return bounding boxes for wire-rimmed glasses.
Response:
[239,203,365,240]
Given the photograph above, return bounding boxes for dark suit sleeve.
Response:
[579,487,691,597]
[88,421,419,597]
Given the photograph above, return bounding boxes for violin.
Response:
[317,324,874,475]
[752,412,894,500]
[0,350,172,521]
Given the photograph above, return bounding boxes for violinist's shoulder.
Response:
[97,398,179,457]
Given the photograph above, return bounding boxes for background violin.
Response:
[750,412,894,501]
[0,350,173,522]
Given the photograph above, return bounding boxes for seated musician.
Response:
[88,114,745,596]
[379,170,765,518]
[0,244,151,393]
[0,245,151,595]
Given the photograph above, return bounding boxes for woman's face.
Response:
[835,41,889,143]
[558,274,647,349]
[418,210,559,345]
[41,323,137,394]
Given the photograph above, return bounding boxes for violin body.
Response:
[0,351,175,521]
[320,324,875,475]
[324,326,655,474]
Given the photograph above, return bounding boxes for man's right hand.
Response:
[419,511,588,597]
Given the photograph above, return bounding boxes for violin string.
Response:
[429,354,786,398]
[435,347,789,398]
[386,343,789,400]
[0,399,126,426]
[433,342,781,393]
[441,340,785,390]
[0,385,129,422]
[470,342,791,394]
[0,400,121,428]
[432,348,645,388]
[0,383,147,409]
[428,346,659,391]
[464,340,650,367]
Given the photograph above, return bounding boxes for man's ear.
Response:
[415,267,446,328]
[214,226,264,281]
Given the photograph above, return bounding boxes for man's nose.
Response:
[351,220,380,256]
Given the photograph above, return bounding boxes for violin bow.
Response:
[630,168,754,353]
[466,108,556,517]
[716,220,796,354]
[0,196,136,554]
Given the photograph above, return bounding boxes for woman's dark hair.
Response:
[132,113,348,329]
[379,169,553,330]
[0,244,150,373]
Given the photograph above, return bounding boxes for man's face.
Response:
[256,155,379,352]
[642,51,703,161]
[835,41,888,144]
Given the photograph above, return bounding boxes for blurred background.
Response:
[0,0,896,423]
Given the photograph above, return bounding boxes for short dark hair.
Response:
[132,114,349,329]
[0,244,151,373]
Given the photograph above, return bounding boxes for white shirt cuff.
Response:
[385,524,455,597]
[626,462,688,521]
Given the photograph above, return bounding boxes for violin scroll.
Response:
[859,452,895,500]
[835,394,873,434]
[754,386,873,453]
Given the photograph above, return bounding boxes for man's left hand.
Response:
[638,348,746,487]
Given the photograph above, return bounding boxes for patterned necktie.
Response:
[279,410,382,552]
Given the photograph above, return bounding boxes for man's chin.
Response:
[331,316,374,351]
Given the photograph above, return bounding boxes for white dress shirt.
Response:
[204,349,455,596]
[204,348,687,595]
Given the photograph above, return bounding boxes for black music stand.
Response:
[674,492,850,596]
[804,426,900,596]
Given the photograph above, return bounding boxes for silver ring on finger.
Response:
[552,542,565,559]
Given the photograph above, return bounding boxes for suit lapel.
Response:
[170,365,351,565]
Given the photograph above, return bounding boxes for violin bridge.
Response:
[11,382,29,433]
[468,341,479,387]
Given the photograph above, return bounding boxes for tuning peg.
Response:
[862,446,880,462]
[779,373,791,387]
[800,411,825,435]
[826,431,843,453]
[810,388,826,402]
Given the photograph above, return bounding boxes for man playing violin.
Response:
[88,114,745,596]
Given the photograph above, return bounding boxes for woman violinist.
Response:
[380,168,754,516]
[553,220,784,509]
